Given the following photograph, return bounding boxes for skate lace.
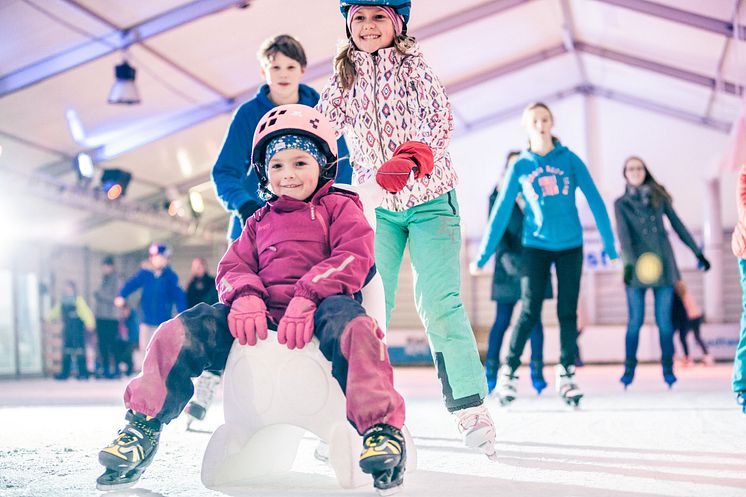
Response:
[455,405,492,432]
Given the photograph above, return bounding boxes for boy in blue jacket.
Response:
[115,243,186,370]
[211,33,352,242]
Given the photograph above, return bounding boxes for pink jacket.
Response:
[216,182,375,322]
[732,164,746,258]
[317,43,458,212]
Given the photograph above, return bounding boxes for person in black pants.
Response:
[94,256,120,378]
[48,281,95,380]
[484,151,551,395]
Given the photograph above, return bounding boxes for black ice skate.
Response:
[359,424,406,496]
[556,364,583,408]
[96,410,162,491]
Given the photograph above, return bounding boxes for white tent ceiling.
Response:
[1,0,744,252]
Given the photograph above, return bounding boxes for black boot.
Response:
[97,410,162,490]
[359,423,406,494]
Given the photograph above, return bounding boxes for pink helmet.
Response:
[251,104,338,196]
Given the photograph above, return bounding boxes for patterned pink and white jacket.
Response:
[317,43,458,212]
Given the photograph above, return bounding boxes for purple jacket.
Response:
[216,181,375,323]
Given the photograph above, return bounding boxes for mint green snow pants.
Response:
[375,190,487,411]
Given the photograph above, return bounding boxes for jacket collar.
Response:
[350,43,420,66]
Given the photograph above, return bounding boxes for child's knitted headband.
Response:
[347,5,404,37]
[264,134,325,171]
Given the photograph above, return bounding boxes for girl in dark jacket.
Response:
[485,151,551,396]
[614,157,710,388]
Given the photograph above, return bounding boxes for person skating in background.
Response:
[672,280,711,367]
[472,102,619,407]
[48,280,95,380]
[483,150,551,397]
[614,156,710,388]
[114,302,139,377]
[115,243,186,371]
[97,105,407,493]
[317,0,497,459]
[211,33,351,243]
[94,256,121,379]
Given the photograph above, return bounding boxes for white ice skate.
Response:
[555,364,583,408]
[494,365,518,406]
[454,404,498,461]
[185,371,222,431]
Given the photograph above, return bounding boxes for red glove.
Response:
[228,295,268,346]
[375,141,434,193]
[277,296,317,350]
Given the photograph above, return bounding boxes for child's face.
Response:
[150,254,168,270]
[261,52,304,103]
[524,107,553,144]
[349,6,396,54]
[267,149,321,201]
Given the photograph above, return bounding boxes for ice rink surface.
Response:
[1,363,744,497]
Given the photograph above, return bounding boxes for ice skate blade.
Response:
[376,482,404,496]
[96,469,141,492]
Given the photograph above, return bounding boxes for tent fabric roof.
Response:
[1,0,744,252]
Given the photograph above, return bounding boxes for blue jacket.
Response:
[477,142,618,267]
[118,266,186,326]
[211,83,352,241]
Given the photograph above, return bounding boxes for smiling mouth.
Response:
[361,35,380,40]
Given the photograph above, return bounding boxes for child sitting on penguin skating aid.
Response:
[96,105,407,494]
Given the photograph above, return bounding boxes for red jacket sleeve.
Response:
[216,217,268,305]
[294,194,375,303]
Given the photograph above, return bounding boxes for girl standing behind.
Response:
[614,157,710,388]
[317,0,497,459]
[47,280,95,380]
[472,102,619,407]
[484,151,551,396]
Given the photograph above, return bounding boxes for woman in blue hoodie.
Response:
[472,102,618,407]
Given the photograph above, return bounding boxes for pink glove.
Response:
[228,295,268,346]
[277,296,317,350]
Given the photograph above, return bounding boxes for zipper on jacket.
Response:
[310,204,329,240]
[371,54,388,163]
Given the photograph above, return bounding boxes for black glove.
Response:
[697,254,711,272]
[237,200,261,227]
[623,264,634,286]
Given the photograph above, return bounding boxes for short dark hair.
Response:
[257,34,307,68]
[102,255,114,266]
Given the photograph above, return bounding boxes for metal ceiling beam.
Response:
[458,84,730,134]
[85,0,535,161]
[0,167,223,240]
[448,44,568,94]
[458,87,582,134]
[575,41,744,96]
[559,0,589,85]
[584,85,731,132]
[592,0,746,38]
[705,0,744,119]
[0,0,240,97]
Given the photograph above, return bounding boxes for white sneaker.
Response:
[454,404,498,461]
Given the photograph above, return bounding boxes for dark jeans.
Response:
[624,286,675,364]
[486,302,543,364]
[96,318,119,376]
[506,246,583,370]
[677,316,707,356]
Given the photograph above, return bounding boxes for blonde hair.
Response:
[522,101,559,147]
[333,35,417,90]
